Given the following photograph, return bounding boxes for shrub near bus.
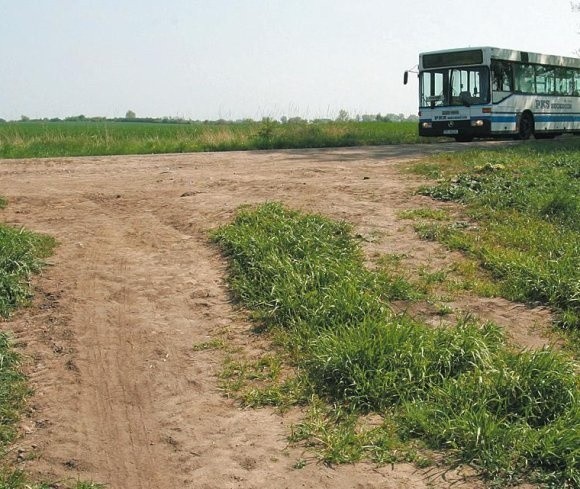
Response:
[404,47,580,141]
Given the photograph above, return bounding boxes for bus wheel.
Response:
[517,112,534,140]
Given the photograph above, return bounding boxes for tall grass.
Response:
[413,141,580,330]
[0,333,28,447]
[212,202,579,486]
[0,120,423,159]
[0,224,55,317]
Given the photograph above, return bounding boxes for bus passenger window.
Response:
[573,70,580,96]
[535,66,555,95]
[492,60,512,92]
[492,60,513,102]
[514,64,535,93]
[555,68,574,96]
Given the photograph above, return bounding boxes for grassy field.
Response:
[412,140,580,335]
[0,120,422,159]
[212,203,579,487]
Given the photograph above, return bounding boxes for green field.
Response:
[212,202,579,487]
[0,120,423,159]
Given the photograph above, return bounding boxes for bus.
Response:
[404,47,580,141]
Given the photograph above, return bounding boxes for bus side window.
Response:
[492,60,512,91]
[574,69,580,96]
[492,60,513,102]
[535,66,555,95]
[555,68,573,96]
[514,64,535,93]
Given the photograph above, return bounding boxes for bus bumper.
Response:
[419,119,491,138]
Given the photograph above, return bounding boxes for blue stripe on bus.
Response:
[535,115,580,122]
[491,116,517,123]
[492,115,580,123]
[422,115,580,124]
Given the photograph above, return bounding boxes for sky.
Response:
[1,0,579,121]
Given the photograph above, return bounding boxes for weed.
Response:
[434,303,453,316]
[71,483,105,489]
[192,338,226,351]
[292,458,307,469]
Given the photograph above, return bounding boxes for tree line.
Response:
[3,111,418,125]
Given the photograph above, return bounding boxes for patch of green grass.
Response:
[219,355,282,396]
[399,348,579,486]
[213,202,579,486]
[0,224,55,317]
[219,350,312,410]
[413,141,580,330]
[212,203,418,335]
[443,258,500,297]
[72,482,105,489]
[0,471,35,489]
[397,208,450,221]
[0,334,28,447]
[288,397,417,466]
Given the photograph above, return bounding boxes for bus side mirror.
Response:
[403,71,409,85]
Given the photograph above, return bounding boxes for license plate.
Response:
[443,129,459,135]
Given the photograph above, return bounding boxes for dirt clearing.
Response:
[0,144,549,488]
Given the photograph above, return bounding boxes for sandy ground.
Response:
[0,144,552,489]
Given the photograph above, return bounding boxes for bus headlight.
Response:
[421,122,433,129]
[471,119,485,127]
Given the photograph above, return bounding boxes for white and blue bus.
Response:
[404,47,580,141]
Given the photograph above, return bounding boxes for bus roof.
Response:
[419,47,580,69]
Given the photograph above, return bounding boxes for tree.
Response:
[125,110,136,119]
[336,109,349,122]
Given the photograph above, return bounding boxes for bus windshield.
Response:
[420,67,490,107]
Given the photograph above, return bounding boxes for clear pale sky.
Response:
[1,0,578,121]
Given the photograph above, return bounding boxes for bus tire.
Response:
[516,111,534,140]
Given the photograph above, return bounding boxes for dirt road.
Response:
[0,144,549,488]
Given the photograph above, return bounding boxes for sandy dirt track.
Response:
[0,144,550,488]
